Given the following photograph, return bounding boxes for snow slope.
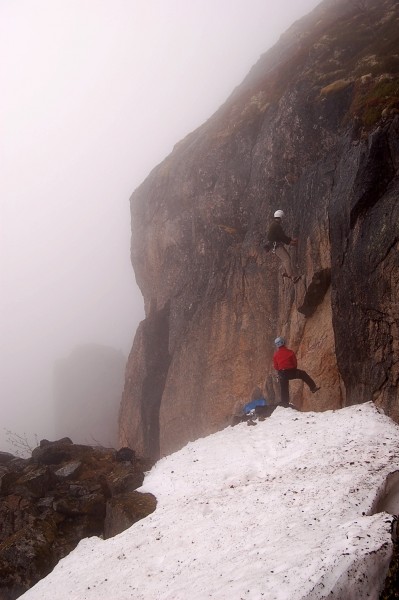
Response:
[21,403,399,600]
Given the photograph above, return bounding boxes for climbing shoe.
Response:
[311,386,321,393]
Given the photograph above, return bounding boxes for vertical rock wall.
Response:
[119,0,399,458]
[329,119,399,418]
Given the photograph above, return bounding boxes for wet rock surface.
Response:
[0,439,156,600]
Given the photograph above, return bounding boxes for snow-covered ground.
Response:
[21,402,399,600]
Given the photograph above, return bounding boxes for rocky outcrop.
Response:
[0,439,156,600]
[120,0,399,458]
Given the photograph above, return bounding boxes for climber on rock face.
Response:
[267,210,300,283]
[273,336,320,408]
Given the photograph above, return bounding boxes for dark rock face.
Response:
[0,439,156,600]
[120,0,399,458]
[330,119,399,418]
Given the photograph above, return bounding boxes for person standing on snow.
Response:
[267,210,300,283]
[273,337,320,408]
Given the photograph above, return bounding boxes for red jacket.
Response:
[273,346,297,370]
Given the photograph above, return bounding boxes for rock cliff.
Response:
[120,0,399,458]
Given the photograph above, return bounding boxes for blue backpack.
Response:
[243,398,268,414]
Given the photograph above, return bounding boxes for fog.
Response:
[0,0,321,452]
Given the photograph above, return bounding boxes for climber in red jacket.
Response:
[273,336,320,408]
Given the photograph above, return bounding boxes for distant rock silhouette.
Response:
[54,344,126,447]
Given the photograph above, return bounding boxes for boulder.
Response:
[104,491,157,539]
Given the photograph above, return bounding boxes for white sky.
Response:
[20,403,399,600]
[0,0,321,447]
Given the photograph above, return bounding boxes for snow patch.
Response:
[20,402,399,600]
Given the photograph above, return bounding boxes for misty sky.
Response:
[1,0,321,450]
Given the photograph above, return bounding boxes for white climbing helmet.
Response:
[274,210,285,219]
[274,336,285,347]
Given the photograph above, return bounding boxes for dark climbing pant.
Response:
[278,369,317,407]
